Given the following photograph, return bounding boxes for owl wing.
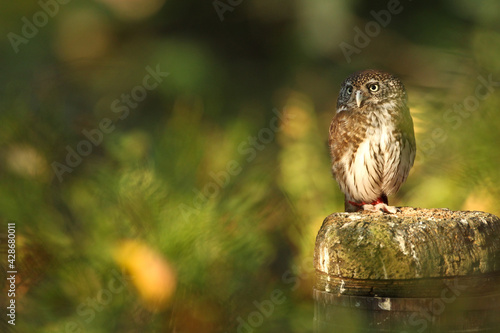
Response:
[402,106,416,155]
[398,105,416,171]
[329,110,373,201]
[381,105,416,195]
[328,111,351,165]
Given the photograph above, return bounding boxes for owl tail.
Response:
[344,195,359,212]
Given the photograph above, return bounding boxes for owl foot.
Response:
[348,199,399,214]
[374,203,399,214]
[360,203,398,214]
[360,204,383,214]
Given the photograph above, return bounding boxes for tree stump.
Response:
[313,207,500,332]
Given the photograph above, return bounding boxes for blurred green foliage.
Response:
[1,0,500,332]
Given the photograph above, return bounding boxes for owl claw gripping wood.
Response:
[329,70,416,213]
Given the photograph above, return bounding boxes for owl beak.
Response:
[355,90,364,108]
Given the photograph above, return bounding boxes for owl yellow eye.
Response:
[346,86,353,94]
[369,83,379,92]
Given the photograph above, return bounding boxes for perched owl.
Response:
[329,70,416,213]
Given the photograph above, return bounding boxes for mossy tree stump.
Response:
[313,207,500,332]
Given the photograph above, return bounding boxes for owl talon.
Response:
[361,204,382,213]
[374,203,399,214]
[359,203,398,214]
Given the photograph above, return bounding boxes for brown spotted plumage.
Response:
[329,70,416,213]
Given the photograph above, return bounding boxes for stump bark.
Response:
[313,207,500,332]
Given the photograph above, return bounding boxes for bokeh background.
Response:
[1,0,500,332]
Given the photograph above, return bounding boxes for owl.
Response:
[329,70,416,213]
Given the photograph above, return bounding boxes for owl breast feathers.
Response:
[329,69,416,213]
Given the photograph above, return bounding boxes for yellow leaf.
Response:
[113,240,176,310]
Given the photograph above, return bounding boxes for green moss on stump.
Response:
[315,207,500,280]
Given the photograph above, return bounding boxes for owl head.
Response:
[336,70,407,111]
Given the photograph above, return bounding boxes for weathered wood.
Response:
[314,289,500,332]
[313,208,500,332]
